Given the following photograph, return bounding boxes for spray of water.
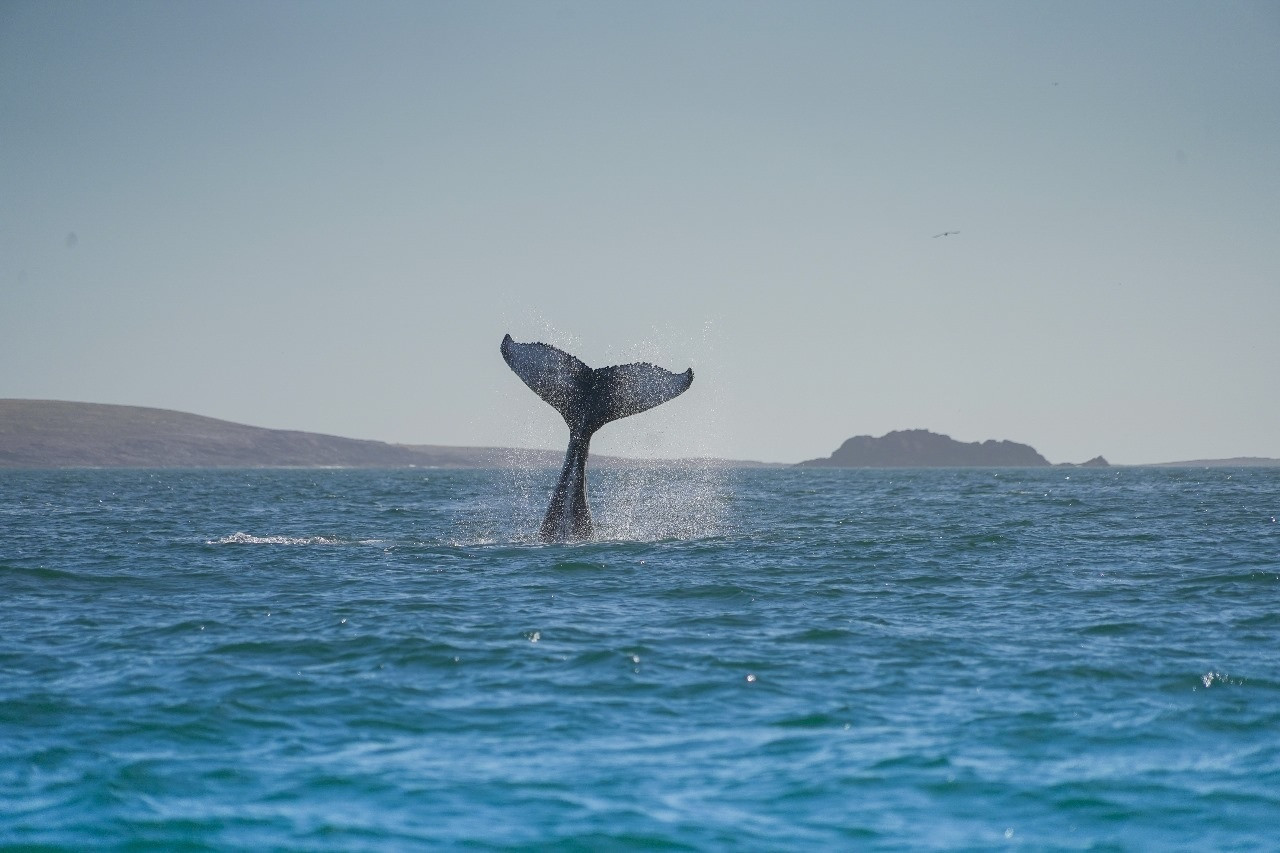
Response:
[587,458,732,541]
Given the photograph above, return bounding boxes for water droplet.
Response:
[745,673,757,682]
[1004,827,1014,839]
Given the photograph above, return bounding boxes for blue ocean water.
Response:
[2,466,1278,850]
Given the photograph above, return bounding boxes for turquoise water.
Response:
[2,466,1278,850]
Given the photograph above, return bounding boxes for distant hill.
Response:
[0,400,525,468]
[799,429,1052,468]
[0,400,771,469]
[1146,457,1280,468]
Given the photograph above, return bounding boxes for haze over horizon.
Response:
[3,2,1277,465]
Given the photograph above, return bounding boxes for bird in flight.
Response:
[933,231,960,238]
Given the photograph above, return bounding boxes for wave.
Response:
[207,532,360,546]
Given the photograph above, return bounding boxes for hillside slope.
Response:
[0,400,520,468]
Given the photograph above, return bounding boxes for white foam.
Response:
[209,532,346,546]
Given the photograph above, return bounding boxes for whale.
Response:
[500,334,694,542]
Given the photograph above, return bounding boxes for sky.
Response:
[2,1,1278,465]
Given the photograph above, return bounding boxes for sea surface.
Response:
[2,466,1278,850]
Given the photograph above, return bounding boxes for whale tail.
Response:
[500,334,693,437]
[501,333,694,542]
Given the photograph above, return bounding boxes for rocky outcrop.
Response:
[798,428,1050,468]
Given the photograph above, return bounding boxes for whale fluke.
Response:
[500,334,694,541]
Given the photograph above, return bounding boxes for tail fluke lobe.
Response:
[500,334,591,425]
[589,362,694,433]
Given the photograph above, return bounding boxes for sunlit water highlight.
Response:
[2,466,1279,849]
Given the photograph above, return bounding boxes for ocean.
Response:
[2,466,1278,850]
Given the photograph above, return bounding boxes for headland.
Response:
[0,400,771,469]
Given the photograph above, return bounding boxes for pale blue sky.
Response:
[3,1,1278,464]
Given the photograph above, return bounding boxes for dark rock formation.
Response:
[798,428,1050,468]
[1056,455,1111,468]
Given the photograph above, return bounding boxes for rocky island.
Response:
[799,429,1054,468]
